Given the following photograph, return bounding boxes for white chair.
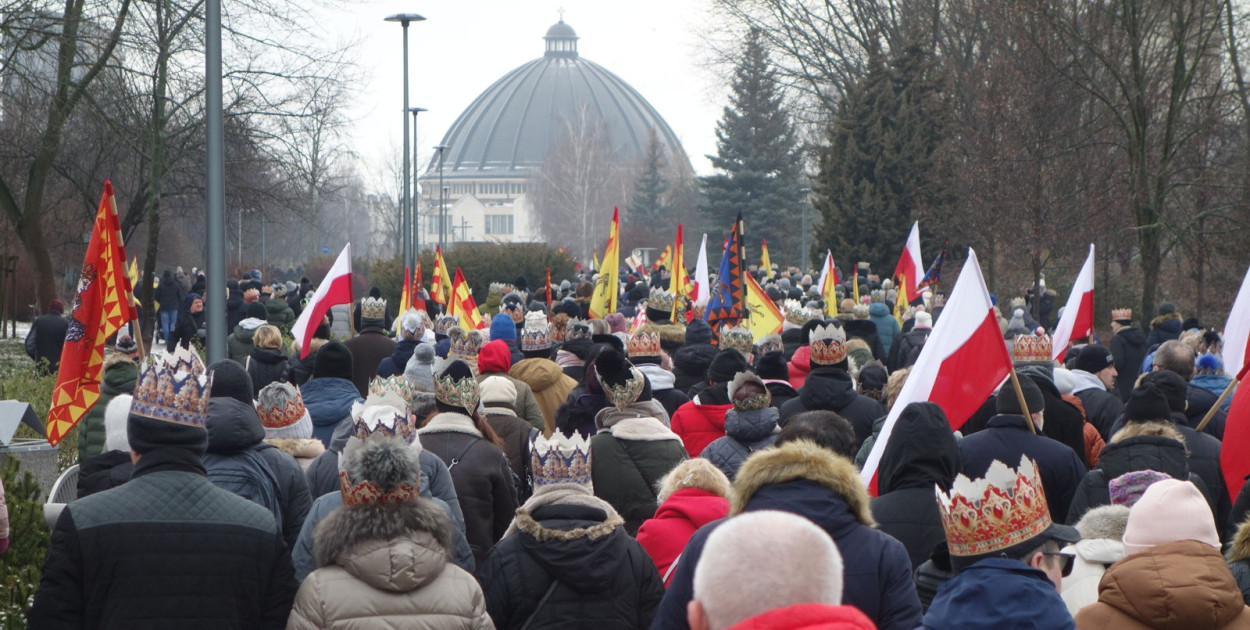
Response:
[43,464,79,529]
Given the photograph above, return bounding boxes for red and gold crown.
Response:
[130,347,212,427]
[690,301,707,322]
[719,325,754,356]
[1112,308,1133,321]
[369,376,415,407]
[339,470,420,506]
[628,331,662,358]
[531,433,592,487]
[1012,333,1052,364]
[809,323,847,365]
[936,456,1054,558]
[256,389,306,429]
[351,401,417,444]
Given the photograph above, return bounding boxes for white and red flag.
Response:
[1222,267,1250,378]
[1219,266,1250,501]
[292,243,352,358]
[1051,244,1096,362]
[862,248,1013,493]
[893,221,924,303]
[693,233,710,304]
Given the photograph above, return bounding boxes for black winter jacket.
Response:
[887,328,930,372]
[225,289,245,331]
[76,450,134,498]
[958,414,1088,524]
[167,308,206,353]
[1077,386,1125,442]
[671,344,718,394]
[1110,327,1148,401]
[765,380,799,410]
[1065,434,1213,525]
[28,313,68,374]
[376,338,418,377]
[778,366,885,449]
[962,375,1089,468]
[245,347,289,396]
[844,319,885,361]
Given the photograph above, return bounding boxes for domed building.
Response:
[419,19,689,246]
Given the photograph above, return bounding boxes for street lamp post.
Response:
[385,13,426,272]
[206,0,226,361]
[434,144,449,248]
[409,106,427,262]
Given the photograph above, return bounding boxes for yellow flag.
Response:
[822,254,839,318]
[671,224,689,320]
[745,272,783,341]
[761,239,774,279]
[451,267,485,330]
[589,208,620,319]
[127,257,140,306]
[894,273,908,327]
[432,246,453,306]
[592,250,600,273]
[852,268,860,305]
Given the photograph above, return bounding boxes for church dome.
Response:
[428,20,687,177]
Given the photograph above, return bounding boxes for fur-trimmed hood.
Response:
[313,498,454,593]
[418,411,483,438]
[509,484,624,541]
[1229,518,1250,563]
[1150,311,1182,331]
[265,437,325,461]
[731,439,875,527]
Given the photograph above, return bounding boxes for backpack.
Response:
[202,443,283,528]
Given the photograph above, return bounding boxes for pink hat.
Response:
[1122,479,1219,556]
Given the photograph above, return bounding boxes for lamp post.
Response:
[206,0,226,361]
[385,12,426,272]
[434,144,449,248]
[409,106,426,261]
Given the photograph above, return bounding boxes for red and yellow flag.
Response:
[546,267,553,315]
[411,259,426,312]
[48,181,136,445]
[451,267,486,330]
[400,265,411,313]
[671,224,691,320]
[652,244,672,272]
[589,208,620,319]
[431,246,452,305]
[761,239,775,279]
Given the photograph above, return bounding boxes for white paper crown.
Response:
[522,311,552,352]
[809,323,847,365]
[936,456,1053,558]
[361,297,387,321]
[531,432,592,487]
[130,347,212,427]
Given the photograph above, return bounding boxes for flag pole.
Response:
[1197,367,1247,432]
[1008,370,1038,434]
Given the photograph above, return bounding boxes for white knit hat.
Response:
[255,382,313,440]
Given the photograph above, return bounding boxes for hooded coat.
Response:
[376,338,418,378]
[868,302,900,356]
[301,376,362,448]
[635,362,691,418]
[779,366,886,449]
[510,357,578,434]
[920,558,1075,630]
[288,498,492,630]
[887,327,930,372]
[77,356,137,460]
[635,488,729,587]
[591,400,687,535]
[670,400,732,458]
[227,317,267,364]
[786,346,813,390]
[1060,505,1129,616]
[1066,434,1213,525]
[700,407,780,481]
[476,342,546,432]
[245,347,288,396]
[1075,540,1250,629]
[1228,518,1250,605]
[870,402,959,568]
[673,344,718,395]
[263,297,295,329]
[343,327,396,398]
[958,414,1087,524]
[1111,326,1149,401]
[1145,312,1183,348]
[653,442,922,630]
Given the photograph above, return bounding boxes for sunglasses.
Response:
[1042,551,1075,577]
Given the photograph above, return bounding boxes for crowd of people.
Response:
[17,260,1250,629]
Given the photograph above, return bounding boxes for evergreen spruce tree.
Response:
[701,28,808,265]
[812,36,948,273]
[626,128,669,242]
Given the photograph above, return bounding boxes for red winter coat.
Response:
[636,488,730,586]
[788,346,813,390]
[670,402,731,458]
[728,604,878,629]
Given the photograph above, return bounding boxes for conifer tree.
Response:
[626,128,670,242]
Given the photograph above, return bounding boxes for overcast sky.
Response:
[318,0,727,183]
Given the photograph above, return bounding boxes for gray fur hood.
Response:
[314,498,454,593]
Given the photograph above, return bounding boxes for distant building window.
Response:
[485,214,513,235]
[428,215,451,235]
[510,183,526,195]
[451,183,474,195]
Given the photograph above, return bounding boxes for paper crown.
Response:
[628,331,662,358]
[256,389,306,430]
[449,327,485,358]
[369,376,415,407]
[809,323,848,365]
[602,366,646,410]
[564,318,592,342]
[1012,333,1052,364]
[937,456,1054,558]
[130,347,212,427]
[487,282,512,296]
[690,301,707,322]
[1112,308,1133,321]
[433,315,459,335]
[784,299,815,326]
[351,399,417,444]
[729,371,771,411]
[521,311,552,352]
[339,470,420,506]
[756,334,783,356]
[647,289,674,312]
[361,297,387,321]
[434,371,480,412]
[718,325,754,356]
[531,432,592,487]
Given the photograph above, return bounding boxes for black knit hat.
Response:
[593,348,651,406]
[246,301,268,320]
[686,319,713,345]
[755,350,790,381]
[313,340,354,381]
[1074,345,1114,375]
[1124,382,1172,422]
[707,349,750,385]
[208,359,254,405]
[996,373,1045,415]
[1138,370,1188,412]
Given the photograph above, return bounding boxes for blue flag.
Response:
[705,214,745,330]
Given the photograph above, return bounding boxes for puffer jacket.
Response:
[264,297,295,329]
[727,604,877,630]
[204,396,312,552]
[699,407,779,481]
[76,450,133,498]
[245,347,289,396]
[343,327,396,398]
[473,362,545,435]
[635,488,729,587]
[1066,434,1212,525]
[672,344,718,394]
[1075,540,1250,629]
[779,366,885,448]
[870,402,959,568]
[921,558,1074,630]
[77,356,138,460]
[1227,518,1250,605]
[227,317,267,364]
[510,357,578,435]
[1145,312,1183,348]
[376,338,418,378]
[418,412,518,566]
[591,401,687,535]
[868,302,900,356]
[1060,512,1128,615]
[670,401,732,458]
[786,346,812,390]
[478,485,664,629]
[301,376,362,448]
[289,498,492,630]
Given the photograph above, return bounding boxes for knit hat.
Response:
[914,311,933,328]
[128,347,212,455]
[605,313,628,334]
[995,373,1044,415]
[686,319,713,345]
[404,343,437,392]
[490,313,517,342]
[531,432,592,489]
[707,349,750,384]
[104,394,132,452]
[1157,302,1177,316]
[1122,478,1219,556]
[479,375,517,414]
[1109,470,1171,508]
[1196,353,1223,375]
[313,340,354,381]
[114,334,138,355]
[48,299,64,314]
[728,371,771,411]
[1074,345,1114,374]
[1136,371,1188,413]
[755,350,789,381]
[434,360,479,414]
[256,382,312,439]
[206,360,252,405]
[1124,383,1172,422]
[246,301,268,320]
[594,348,649,410]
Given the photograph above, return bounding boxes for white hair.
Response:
[693,510,843,629]
[105,394,133,452]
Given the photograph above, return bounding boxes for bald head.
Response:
[1154,340,1195,381]
[690,511,843,630]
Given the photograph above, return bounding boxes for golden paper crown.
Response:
[784,299,813,326]
[369,376,415,407]
[647,289,675,312]
[361,297,387,321]
[691,301,707,322]
[756,334,783,356]
[434,371,480,412]
[1112,308,1133,321]
[351,401,417,444]
[433,315,459,335]
[719,325,754,356]
[130,349,213,427]
[339,470,420,506]
[809,323,848,365]
[628,331,662,358]
[602,367,646,411]
[256,390,306,429]
[1012,333,1052,364]
[531,432,592,487]
[449,327,485,358]
[937,456,1053,558]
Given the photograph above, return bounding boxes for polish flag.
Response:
[1219,266,1250,501]
[292,243,352,358]
[1222,266,1250,377]
[1051,244,1096,362]
[862,248,1013,493]
[893,221,924,302]
[816,250,839,294]
[693,234,710,303]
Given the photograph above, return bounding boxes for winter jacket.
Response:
[887,327,930,372]
[167,307,206,353]
[1066,434,1212,525]
[205,396,312,552]
[786,346,813,390]
[343,327,396,397]
[670,400,732,458]
[1187,383,1228,441]
[1111,326,1149,401]
[288,498,492,630]
[1195,373,1236,413]
[764,380,799,410]
[1061,535,1127,615]
[510,357,578,435]
[1023,369,1092,467]
[1228,519,1250,605]
[265,438,324,471]
[225,288,245,331]
[555,385,608,439]
[245,347,288,396]
[375,338,418,378]
[154,276,182,312]
[672,343,718,395]
[1073,375,1126,441]
[263,297,295,329]
[653,442,922,630]
[844,320,885,362]
[920,558,1074,630]
[635,488,729,587]
[301,376,361,448]
[591,401,687,535]
[1076,540,1250,629]
[76,450,133,498]
[958,414,1087,524]
[484,411,536,501]
[870,402,958,569]
[779,366,885,449]
[726,604,877,630]
[699,407,779,481]
[868,302,900,356]
[418,412,518,565]
[636,363,691,418]
[77,356,137,460]
[478,485,664,629]
[1145,312,1183,348]
[27,448,297,629]
[227,317,267,364]
[27,312,68,374]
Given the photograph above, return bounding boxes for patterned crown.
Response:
[719,325,754,356]
[628,332,662,358]
[433,315,459,335]
[130,350,213,427]
[784,299,814,326]
[531,432,592,487]
[1112,308,1133,321]
[434,371,480,412]
[564,318,593,342]
[256,389,306,429]
[1009,296,1027,309]
[1012,333,1052,364]
[449,327,485,359]
[647,288,675,312]
[729,371,772,411]
[361,297,387,321]
[369,376,415,407]
[809,323,848,366]
[756,334,783,356]
[487,282,512,296]
[351,398,417,444]
[937,456,1054,558]
[339,470,420,506]
[690,301,707,322]
[521,311,552,352]
[603,366,647,411]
